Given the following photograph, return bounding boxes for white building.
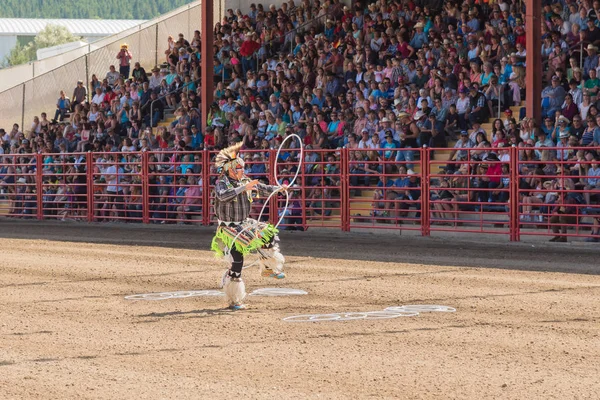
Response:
[0,18,146,63]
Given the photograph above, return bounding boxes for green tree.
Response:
[2,43,35,67]
[33,24,81,51]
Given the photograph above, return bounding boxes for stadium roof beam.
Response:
[0,18,146,37]
[525,0,541,122]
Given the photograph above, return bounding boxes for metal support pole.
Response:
[138,24,142,65]
[301,151,306,230]
[86,153,94,223]
[202,149,210,226]
[498,85,502,120]
[21,83,25,130]
[85,54,90,103]
[268,148,277,224]
[509,146,520,241]
[141,151,150,224]
[525,0,542,121]
[155,24,159,67]
[36,154,43,220]
[201,0,215,135]
[341,148,349,231]
[421,147,430,236]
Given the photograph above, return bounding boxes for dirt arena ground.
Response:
[0,220,599,399]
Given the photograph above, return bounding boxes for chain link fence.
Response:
[0,1,218,131]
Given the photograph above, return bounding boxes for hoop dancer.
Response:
[211,142,286,310]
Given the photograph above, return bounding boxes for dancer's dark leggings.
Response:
[229,235,275,277]
[229,248,244,277]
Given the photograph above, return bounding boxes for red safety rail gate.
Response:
[1,146,600,242]
[515,146,600,242]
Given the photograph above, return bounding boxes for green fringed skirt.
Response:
[211,218,278,257]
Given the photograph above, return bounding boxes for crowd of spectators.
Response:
[1,0,600,240]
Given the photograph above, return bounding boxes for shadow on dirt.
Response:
[0,219,598,275]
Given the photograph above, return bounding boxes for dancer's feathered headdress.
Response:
[214,142,244,174]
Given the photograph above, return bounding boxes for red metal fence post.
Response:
[509,146,519,241]
[86,153,94,223]
[421,147,430,236]
[141,151,150,224]
[268,148,277,224]
[301,151,306,231]
[35,154,43,220]
[341,148,349,232]
[202,150,211,226]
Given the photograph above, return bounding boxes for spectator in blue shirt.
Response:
[190,125,203,149]
[410,22,428,49]
[311,88,326,109]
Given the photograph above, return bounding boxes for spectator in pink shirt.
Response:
[116,44,133,79]
[177,175,202,223]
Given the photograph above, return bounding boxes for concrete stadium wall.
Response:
[0,63,33,92]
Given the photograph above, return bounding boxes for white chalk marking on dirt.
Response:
[125,290,225,301]
[249,288,308,296]
[385,305,457,313]
[283,310,419,322]
[283,305,455,322]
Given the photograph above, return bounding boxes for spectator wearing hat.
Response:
[568,78,583,107]
[534,130,555,159]
[410,22,428,50]
[584,44,600,79]
[468,84,486,126]
[396,112,418,169]
[475,153,502,203]
[240,33,260,75]
[413,110,429,144]
[556,129,572,161]
[447,130,475,169]
[541,76,567,118]
[585,18,600,47]
[377,117,393,142]
[381,130,399,172]
[71,80,87,112]
[502,109,514,130]
[149,67,162,90]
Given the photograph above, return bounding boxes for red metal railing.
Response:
[1,146,600,242]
